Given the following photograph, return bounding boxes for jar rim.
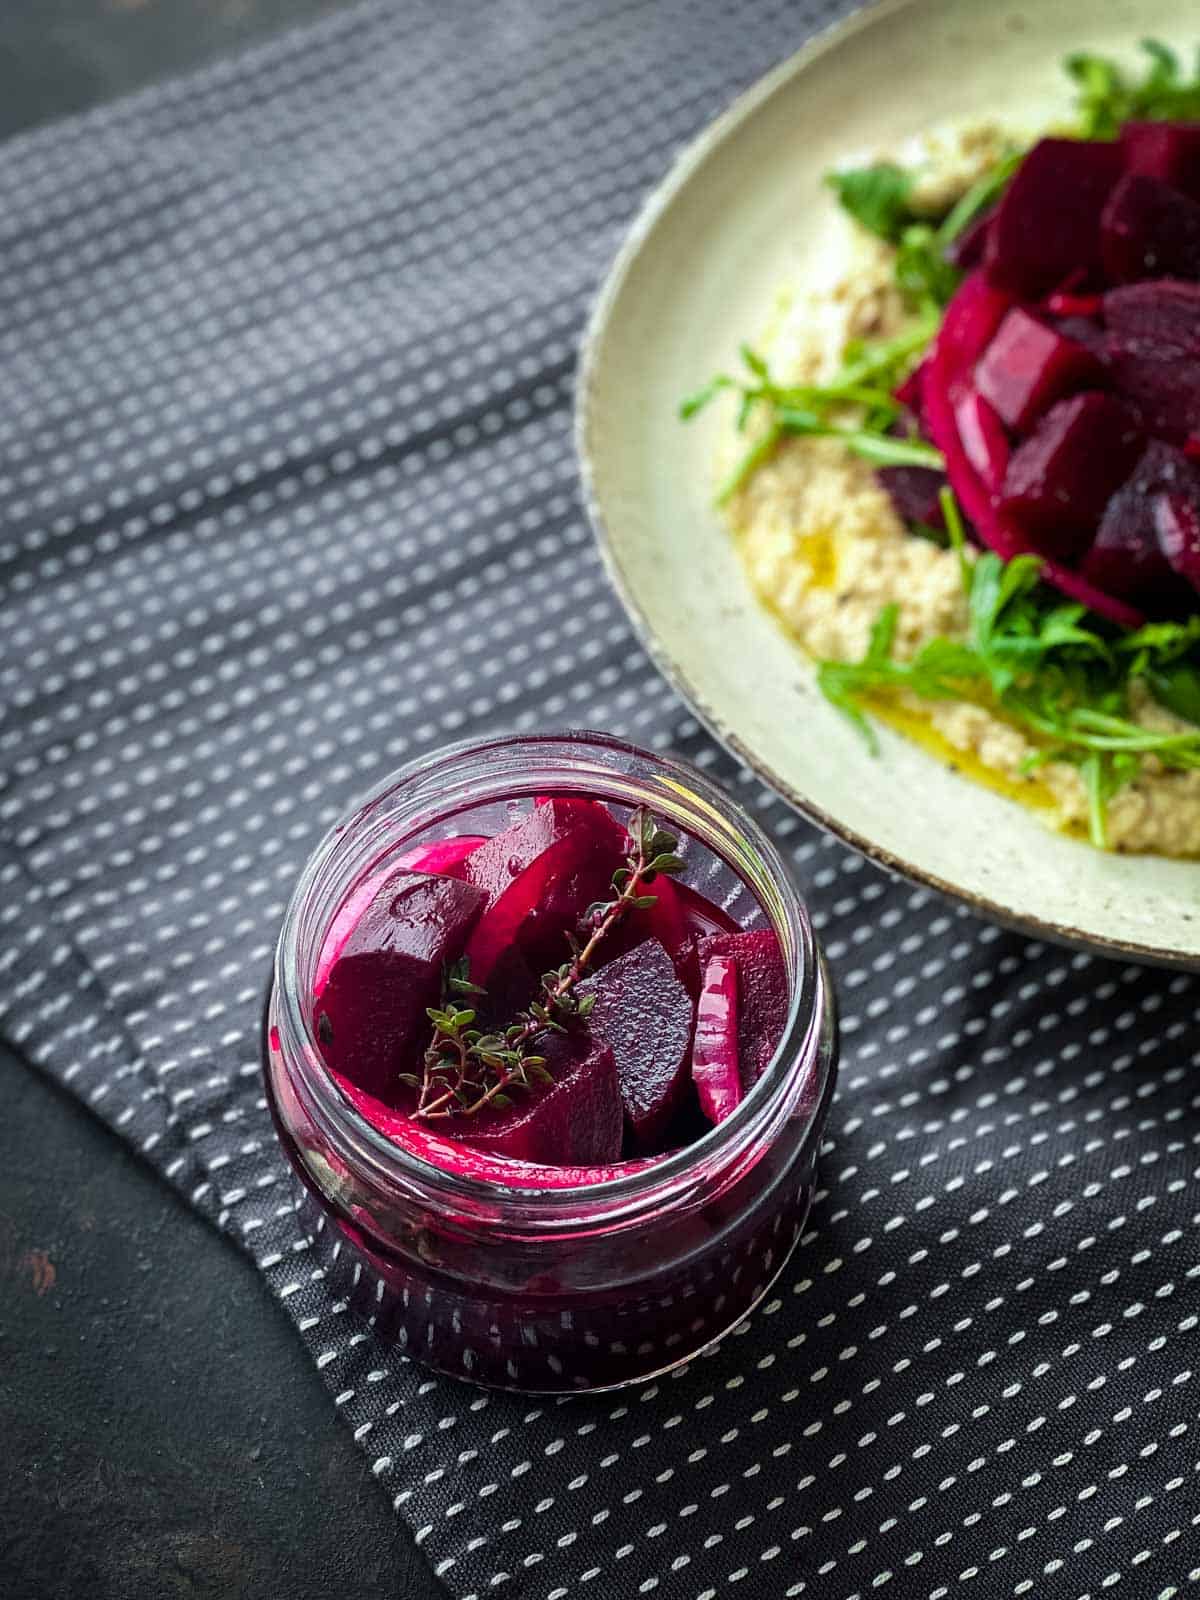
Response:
[271,729,836,1225]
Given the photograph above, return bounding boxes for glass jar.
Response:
[263,731,837,1393]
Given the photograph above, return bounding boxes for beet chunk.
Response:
[1047,314,1109,362]
[696,929,788,1091]
[999,393,1144,558]
[691,952,741,1126]
[461,799,625,985]
[578,938,695,1152]
[975,307,1105,431]
[1101,174,1200,284]
[1105,278,1200,357]
[1103,281,1200,442]
[1120,121,1200,203]
[315,871,485,1099]
[953,390,1010,492]
[1083,495,1180,607]
[446,1030,623,1167]
[1081,440,1200,606]
[984,138,1123,298]
[1104,351,1200,445]
[876,464,948,527]
[1156,493,1200,591]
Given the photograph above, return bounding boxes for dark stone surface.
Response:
[0,1046,443,1600]
[0,6,443,1597]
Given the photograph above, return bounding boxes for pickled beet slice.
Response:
[314,836,487,997]
[1121,121,1200,200]
[1156,493,1200,591]
[315,872,485,1099]
[597,868,688,974]
[577,938,695,1152]
[670,879,740,997]
[396,834,488,877]
[999,393,1144,559]
[461,799,625,984]
[975,308,1105,432]
[696,929,788,1091]
[1101,174,1200,284]
[445,1030,623,1167]
[984,138,1122,298]
[691,953,741,1126]
[330,1068,650,1187]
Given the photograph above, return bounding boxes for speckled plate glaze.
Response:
[577,0,1200,967]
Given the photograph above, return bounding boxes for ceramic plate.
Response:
[578,0,1200,966]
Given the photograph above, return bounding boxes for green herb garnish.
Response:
[681,327,942,506]
[824,161,916,243]
[1067,37,1200,139]
[817,490,1200,847]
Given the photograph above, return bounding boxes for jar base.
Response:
[290,1171,816,1395]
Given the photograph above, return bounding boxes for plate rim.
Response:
[575,0,1200,971]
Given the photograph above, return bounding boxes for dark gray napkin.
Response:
[4,3,1200,1596]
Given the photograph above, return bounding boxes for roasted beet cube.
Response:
[1103,344,1200,446]
[1101,173,1200,284]
[1081,440,1200,606]
[460,799,625,985]
[1103,280,1200,422]
[446,1030,623,1167]
[1156,493,1200,591]
[999,393,1144,558]
[974,308,1106,432]
[1105,278,1200,355]
[696,929,788,1091]
[984,138,1123,298]
[1120,121,1200,202]
[315,871,485,1098]
[578,938,695,1152]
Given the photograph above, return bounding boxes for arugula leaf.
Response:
[1066,37,1200,138]
[824,162,915,242]
[683,332,943,505]
[1078,751,1139,850]
[1144,660,1200,728]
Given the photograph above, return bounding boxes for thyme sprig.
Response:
[407,807,683,1119]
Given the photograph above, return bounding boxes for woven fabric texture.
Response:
[3,3,1199,1597]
